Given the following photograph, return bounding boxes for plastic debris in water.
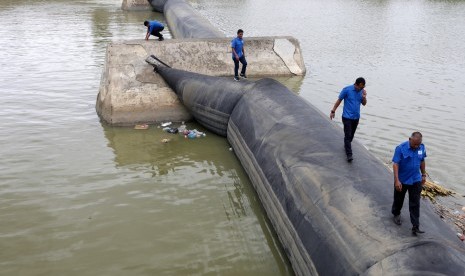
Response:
[161,122,172,127]
[161,138,170,143]
[457,233,465,241]
[167,128,179,134]
[134,124,149,130]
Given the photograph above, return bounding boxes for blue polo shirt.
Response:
[148,20,164,33]
[392,141,427,185]
[231,37,244,58]
[338,85,363,119]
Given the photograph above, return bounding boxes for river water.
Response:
[192,0,465,195]
[1,0,464,275]
[0,1,291,275]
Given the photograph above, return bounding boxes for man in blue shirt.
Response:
[330,77,367,162]
[231,29,247,81]
[144,20,164,41]
[391,132,427,235]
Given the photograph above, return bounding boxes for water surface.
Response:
[0,1,292,275]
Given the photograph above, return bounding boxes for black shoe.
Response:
[347,155,353,162]
[393,215,402,225]
[158,37,164,41]
[234,76,240,81]
[240,73,247,79]
[412,226,425,235]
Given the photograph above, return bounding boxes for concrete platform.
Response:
[96,37,306,125]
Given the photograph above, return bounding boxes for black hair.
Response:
[144,21,149,27]
[237,29,244,34]
[355,77,366,85]
[411,131,423,138]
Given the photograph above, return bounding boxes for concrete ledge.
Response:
[121,0,152,11]
[96,37,306,125]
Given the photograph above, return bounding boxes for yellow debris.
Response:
[421,178,454,202]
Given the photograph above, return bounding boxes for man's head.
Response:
[409,131,423,149]
[354,77,366,91]
[144,21,149,27]
[237,29,244,39]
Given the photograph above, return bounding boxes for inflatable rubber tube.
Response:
[146,57,465,275]
[163,0,224,39]
[147,0,167,12]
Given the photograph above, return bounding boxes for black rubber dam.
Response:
[146,56,465,275]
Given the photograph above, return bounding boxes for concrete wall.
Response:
[96,37,305,125]
[121,0,152,11]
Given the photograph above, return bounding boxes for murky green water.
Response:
[2,0,465,275]
[0,1,291,275]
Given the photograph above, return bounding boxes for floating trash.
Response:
[457,233,464,241]
[167,128,179,134]
[421,179,454,202]
[134,124,149,130]
[161,138,170,143]
[160,123,207,140]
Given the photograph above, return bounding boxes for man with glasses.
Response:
[391,132,427,235]
[330,77,367,162]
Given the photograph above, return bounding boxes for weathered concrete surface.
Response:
[96,37,306,125]
[121,0,151,11]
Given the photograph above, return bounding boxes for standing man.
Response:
[391,132,427,235]
[330,77,367,162]
[231,29,247,81]
[144,20,164,41]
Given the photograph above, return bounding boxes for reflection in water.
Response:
[273,75,305,94]
[0,0,292,275]
[102,122,294,275]
[91,8,112,42]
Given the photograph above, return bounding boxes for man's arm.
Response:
[361,89,367,106]
[420,161,426,185]
[145,29,150,40]
[232,47,239,61]
[393,163,402,191]
[330,99,342,120]
[242,46,245,56]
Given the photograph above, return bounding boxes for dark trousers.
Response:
[342,117,359,157]
[391,181,422,227]
[233,55,247,77]
[150,26,164,39]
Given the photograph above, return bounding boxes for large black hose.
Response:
[146,58,465,275]
[148,0,224,39]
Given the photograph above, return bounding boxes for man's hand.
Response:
[362,89,367,98]
[235,55,239,61]
[394,179,402,192]
[421,175,426,185]
[330,110,335,120]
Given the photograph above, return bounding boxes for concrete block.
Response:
[96,37,305,125]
